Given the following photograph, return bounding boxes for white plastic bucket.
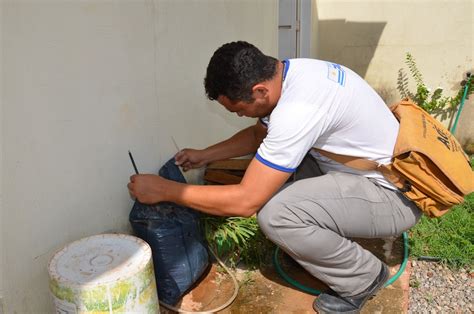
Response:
[48,233,159,313]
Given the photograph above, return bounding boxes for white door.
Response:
[278,0,298,60]
[278,0,312,60]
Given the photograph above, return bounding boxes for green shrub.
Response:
[397,52,473,114]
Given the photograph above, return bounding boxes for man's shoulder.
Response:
[286,58,326,70]
[284,58,341,88]
[267,97,328,131]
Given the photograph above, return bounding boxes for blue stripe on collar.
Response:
[282,59,290,81]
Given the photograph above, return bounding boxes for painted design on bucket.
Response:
[50,261,158,313]
[48,234,159,313]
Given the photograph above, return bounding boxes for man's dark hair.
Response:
[204,41,279,102]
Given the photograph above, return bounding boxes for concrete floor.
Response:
[160,237,410,313]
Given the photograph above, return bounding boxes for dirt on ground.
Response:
[160,237,409,313]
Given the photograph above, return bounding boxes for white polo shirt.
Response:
[256,58,399,189]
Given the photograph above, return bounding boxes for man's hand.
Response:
[127,158,291,216]
[128,174,169,204]
[175,149,208,171]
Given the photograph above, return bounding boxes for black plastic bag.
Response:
[129,158,209,305]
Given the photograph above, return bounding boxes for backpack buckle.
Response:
[399,180,412,193]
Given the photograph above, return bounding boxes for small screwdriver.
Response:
[128,150,139,174]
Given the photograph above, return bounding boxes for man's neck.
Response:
[272,61,285,100]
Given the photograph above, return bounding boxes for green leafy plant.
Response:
[202,215,274,268]
[397,52,473,114]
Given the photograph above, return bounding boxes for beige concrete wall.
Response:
[315,0,473,146]
[0,0,277,312]
[455,97,474,153]
[0,0,4,309]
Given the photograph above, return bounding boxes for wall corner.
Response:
[0,0,5,305]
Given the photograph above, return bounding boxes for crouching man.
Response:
[128,41,421,313]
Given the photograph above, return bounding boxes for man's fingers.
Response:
[127,182,136,200]
[174,150,186,164]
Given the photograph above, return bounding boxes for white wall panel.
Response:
[0,0,277,311]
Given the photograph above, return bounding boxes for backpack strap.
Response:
[314,149,409,191]
[314,149,379,171]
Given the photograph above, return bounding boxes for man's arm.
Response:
[175,120,267,170]
[128,157,291,217]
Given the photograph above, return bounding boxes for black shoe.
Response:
[313,263,390,314]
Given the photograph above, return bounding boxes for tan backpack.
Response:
[318,99,474,217]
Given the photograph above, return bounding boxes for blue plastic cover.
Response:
[129,158,209,305]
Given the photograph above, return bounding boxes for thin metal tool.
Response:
[171,136,181,153]
[128,150,139,174]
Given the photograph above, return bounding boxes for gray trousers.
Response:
[257,155,421,297]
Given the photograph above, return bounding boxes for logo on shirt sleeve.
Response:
[326,62,346,86]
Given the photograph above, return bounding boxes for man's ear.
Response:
[251,84,268,99]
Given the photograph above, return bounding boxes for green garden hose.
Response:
[450,73,472,134]
[273,231,409,295]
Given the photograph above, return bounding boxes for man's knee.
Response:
[257,196,287,239]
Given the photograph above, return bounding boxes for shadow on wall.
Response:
[317,19,386,78]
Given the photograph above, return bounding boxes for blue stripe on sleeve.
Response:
[255,153,296,173]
